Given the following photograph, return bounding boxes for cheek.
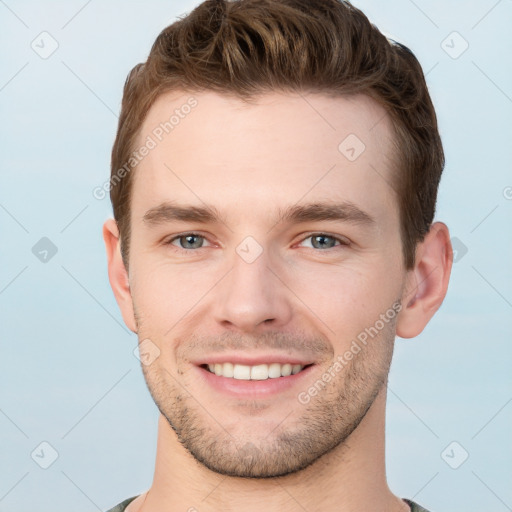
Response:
[286,258,401,343]
[130,257,223,331]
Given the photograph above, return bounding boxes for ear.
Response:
[396,221,453,338]
[103,218,137,333]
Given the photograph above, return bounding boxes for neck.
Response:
[132,387,408,512]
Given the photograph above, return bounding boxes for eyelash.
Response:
[164,232,350,254]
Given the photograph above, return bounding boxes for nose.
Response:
[212,248,293,333]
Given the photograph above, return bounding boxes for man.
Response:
[103,0,452,510]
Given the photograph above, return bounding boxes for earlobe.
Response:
[103,218,137,333]
[396,222,453,339]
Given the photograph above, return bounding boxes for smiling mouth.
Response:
[201,362,314,380]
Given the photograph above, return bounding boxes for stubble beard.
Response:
[135,310,396,479]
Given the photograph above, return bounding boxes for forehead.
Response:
[132,90,398,225]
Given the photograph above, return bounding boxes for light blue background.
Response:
[1,1,511,511]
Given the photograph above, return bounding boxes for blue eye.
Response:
[168,233,209,250]
[300,233,349,250]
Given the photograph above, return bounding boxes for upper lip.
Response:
[192,354,315,367]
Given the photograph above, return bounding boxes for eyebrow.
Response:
[142,200,375,227]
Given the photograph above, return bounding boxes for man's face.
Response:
[125,90,406,477]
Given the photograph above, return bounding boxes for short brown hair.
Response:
[110,0,444,270]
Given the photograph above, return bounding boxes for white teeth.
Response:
[223,362,234,378]
[210,363,234,377]
[233,364,251,380]
[281,363,292,376]
[291,364,302,375]
[268,363,281,379]
[205,362,306,380]
[250,364,268,380]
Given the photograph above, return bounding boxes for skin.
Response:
[103,90,452,512]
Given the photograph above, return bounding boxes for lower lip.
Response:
[195,364,316,399]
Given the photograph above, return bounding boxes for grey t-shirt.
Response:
[105,496,431,511]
